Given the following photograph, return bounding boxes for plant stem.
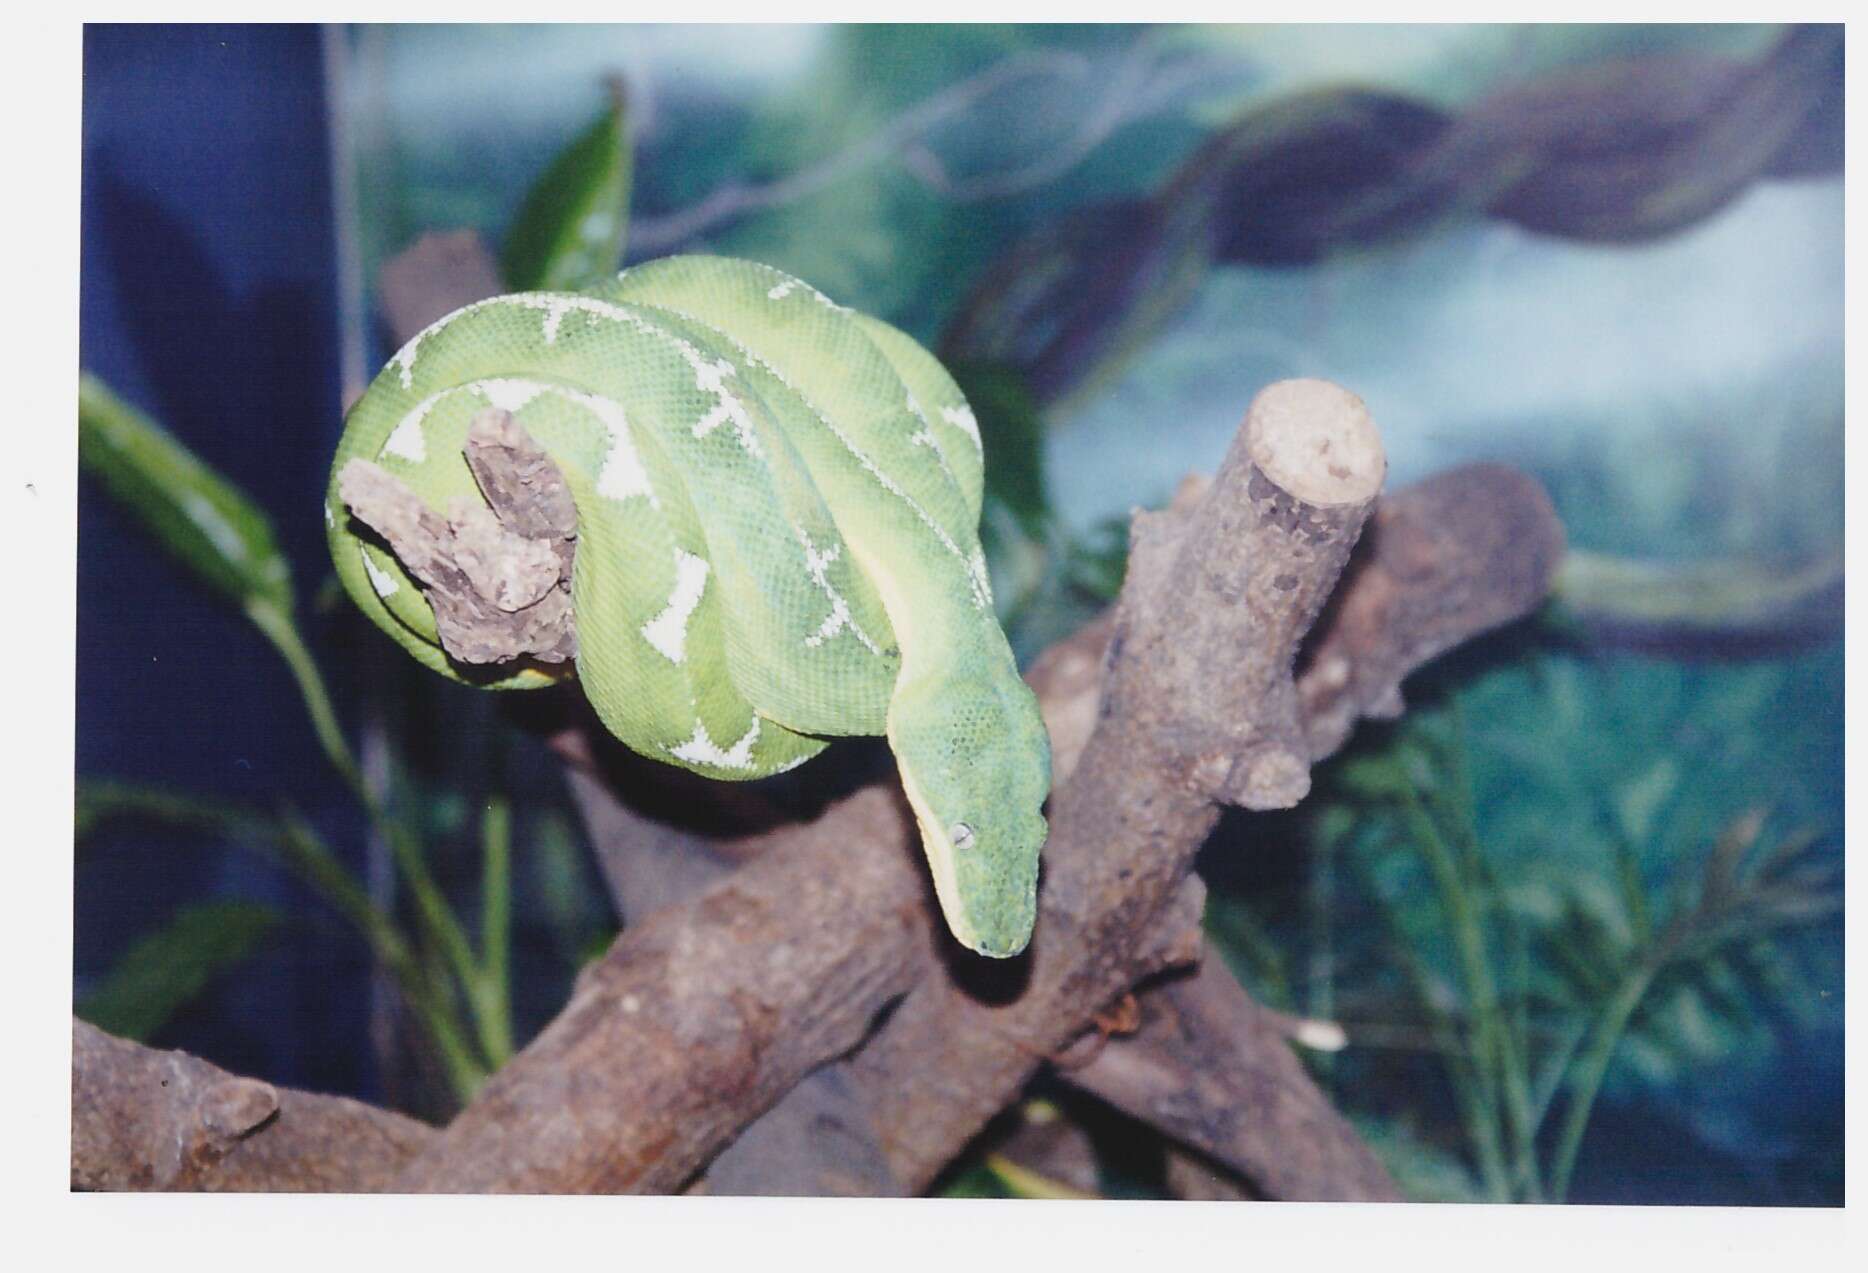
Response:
[1307,827,1337,1082]
[275,814,487,1102]
[1549,964,1654,1202]
[476,795,514,1066]
[79,782,488,1103]
[243,600,497,1089]
[1398,774,1544,1201]
[1380,895,1511,1201]
[381,818,486,1030]
[249,598,490,1060]
[246,598,365,796]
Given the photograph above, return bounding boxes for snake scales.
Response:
[327,255,1050,957]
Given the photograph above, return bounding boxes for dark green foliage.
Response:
[77,902,283,1042]
[1212,649,1842,1203]
[500,90,633,292]
[78,374,293,615]
[76,27,1841,1199]
[76,375,547,1109]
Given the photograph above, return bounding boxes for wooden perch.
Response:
[538,442,1558,1199]
[71,1018,433,1191]
[843,380,1388,1189]
[72,235,1565,1199]
[71,413,1561,1200]
[338,409,578,665]
[1066,957,1399,1201]
[388,784,933,1192]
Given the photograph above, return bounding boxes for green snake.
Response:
[326,254,1050,957]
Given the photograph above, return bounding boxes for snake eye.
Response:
[950,822,976,851]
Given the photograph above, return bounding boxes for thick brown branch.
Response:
[846,381,1386,1190]
[388,785,933,1193]
[1065,958,1402,1201]
[1297,461,1564,759]
[337,410,577,664]
[399,391,1549,1197]
[71,1018,435,1191]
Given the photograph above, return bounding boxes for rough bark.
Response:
[72,444,1559,1196]
[1297,461,1566,760]
[71,1018,434,1192]
[846,380,1387,1190]
[1066,957,1401,1201]
[387,784,933,1193]
[72,228,1568,1197]
[338,409,578,665]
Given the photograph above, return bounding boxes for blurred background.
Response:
[77,23,1842,1202]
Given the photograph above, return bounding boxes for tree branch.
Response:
[71,1018,434,1192]
[845,380,1388,1190]
[1064,957,1401,1201]
[72,443,1558,1196]
[73,228,1564,1197]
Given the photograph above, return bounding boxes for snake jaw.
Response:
[889,698,1045,960]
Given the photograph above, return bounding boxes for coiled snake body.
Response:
[327,255,1050,956]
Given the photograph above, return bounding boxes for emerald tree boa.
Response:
[328,255,1050,956]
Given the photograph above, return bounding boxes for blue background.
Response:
[78,24,374,1096]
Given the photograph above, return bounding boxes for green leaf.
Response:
[946,360,1050,535]
[945,361,1056,626]
[77,901,283,1041]
[78,373,293,613]
[500,87,633,292]
[935,1160,1015,1199]
[76,779,256,848]
[81,376,362,795]
[1613,756,1678,847]
[1061,516,1132,604]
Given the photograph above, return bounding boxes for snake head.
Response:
[889,673,1052,958]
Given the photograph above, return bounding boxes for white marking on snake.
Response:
[383,399,433,463]
[541,295,761,458]
[903,392,960,477]
[536,297,575,343]
[579,392,656,503]
[506,293,635,346]
[680,349,762,458]
[642,302,990,609]
[670,717,761,770]
[641,549,709,664]
[796,527,882,654]
[360,547,399,598]
[475,378,548,413]
[324,503,336,529]
[761,266,846,310]
[390,297,502,388]
[182,494,246,561]
[940,404,982,452]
